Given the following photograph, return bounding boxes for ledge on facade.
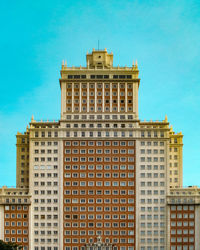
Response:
[167,186,200,205]
[0,186,31,205]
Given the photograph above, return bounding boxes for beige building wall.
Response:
[29,120,61,250]
[136,120,170,249]
[0,205,4,241]
[169,127,183,188]
[16,127,30,188]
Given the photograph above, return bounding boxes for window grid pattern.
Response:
[63,140,136,249]
[170,205,195,249]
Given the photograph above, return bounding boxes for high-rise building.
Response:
[0,49,199,250]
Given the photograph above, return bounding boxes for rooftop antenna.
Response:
[98,40,99,50]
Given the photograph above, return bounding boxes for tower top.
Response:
[86,48,113,69]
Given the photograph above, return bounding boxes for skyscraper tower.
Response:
[2,49,198,250]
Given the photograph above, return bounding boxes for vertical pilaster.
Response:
[72,82,74,113]
[110,82,112,112]
[79,82,82,113]
[133,83,135,113]
[95,82,97,112]
[61,82,66,118]
[135,82,139,118]
[118,82,120,112]
[125,82,127,112]
[87,82,89,112]
[102,82,105,112]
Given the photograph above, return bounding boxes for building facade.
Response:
[0,49,199,250]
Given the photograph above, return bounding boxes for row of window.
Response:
[5,214,28,219]
[170,162,179,167]
[140,165,165,170]
[141,131,164,138]
[65,172,134,178]
[67,102,133,108]
[170,155,179,159]
[140,238,164,243]
[67,91,132,96]
[64,198,134,204]
[34,207,58,212]
[65,141,134,146]
[66,131,135,137]
[171,213,194,219]
[34,190,58,195]
[64,247,133,250]
[140,157,165,162]
[67,75,132,80]
[34,238,58,243]
[70,106,133,112]
[64,206,134,212]
[171,221,194,227]
[34,141,58,146]
[64,222,134,227]
[171,246,194,250]
[34,173,58,178]
[34,157,58,162]
[35,132,58,138]
[34,182,58,186]
[34,199,58,203]
[140,182,165,187]
[5,221,28,227]
[64,214,133,220]
[64,237,134,243]
[34,230,58,235]
[141,206,165,212]
[170,147,178,152]
[171,237,194,242]
[67,104,132,110]
[64,231,134,237]
[5,205,28,211]
[65,190,134,195]
[65,165,134,170]
[5,229,28,234]
[5,237,28,244]
[140,230,165,235]
[170,138,179,144]
[139,247,193,250]
[171,205,194,211]
[140,214,165,220]
[140,199,165,204]
[34,215,58,220]
[140,173,165,178]
[65,149,134,154]
[34,165,58,170]
[141,141,164,146]
[141,190,165,195]
[140,222,165,227]
[34,222,58,227]
[66,123,135,128]
[140,149,164,154]
[65,157,134,162]
[34,149,58,154]
[66,114,134,120]
[171,229,194,234]
[170,198,195,204]
[64,181,134,187]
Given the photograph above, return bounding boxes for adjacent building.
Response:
[0,49,199,250]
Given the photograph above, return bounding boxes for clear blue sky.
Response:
[0,0,200,187]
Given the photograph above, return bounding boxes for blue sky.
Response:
[0,0,200,187]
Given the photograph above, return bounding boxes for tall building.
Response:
[0,49,199,250]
